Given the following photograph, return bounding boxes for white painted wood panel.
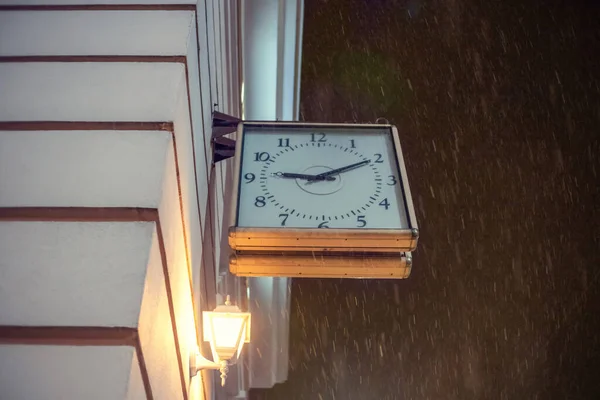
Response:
[212,0,227,224]
[212,166,222,282]
[0,130,170,207]
[157,141,197,392]
[0,10,194,56]
[204,0,218,115]
[173,80,201,268]
[0,62,185,122]
[137,227,184,400]
[185,24,210,240]
[243,0,279,121]
[213,0,225,112]
[0,221,154,327]
[0,345,136,400]
[223,0,241,117]
[125,350,147,400]
[196,1,215,168]
[1,0,194,5]
[0,6,216,399]
[281,0,303,120]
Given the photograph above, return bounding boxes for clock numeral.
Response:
[253,152,271,162]
[356,215,367,227]
[318,221,330,228]
[374,153,384,163]
[279,213,289,226]
[387,175,397,185]
[278,138,290,148]
[311,132,327,143]
[350,139,356,148]
[244,173,255,183]
[254,196,266,207]
[379,198,390,210]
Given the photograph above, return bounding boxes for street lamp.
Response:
[190,295,251,386]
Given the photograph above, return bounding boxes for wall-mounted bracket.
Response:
[212,111,240,163]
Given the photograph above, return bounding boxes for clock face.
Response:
[235,125,411,230]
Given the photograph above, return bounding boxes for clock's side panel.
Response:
[228,122,245,231]
[391,126,419,238]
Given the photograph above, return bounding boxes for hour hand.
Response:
[273,172,335,181]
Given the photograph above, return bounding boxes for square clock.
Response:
[228,122,419,253]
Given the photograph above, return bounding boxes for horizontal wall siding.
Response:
[0,7,217,400]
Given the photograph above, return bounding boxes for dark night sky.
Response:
[250,0,599,399]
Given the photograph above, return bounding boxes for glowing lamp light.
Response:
[190,295,251,386]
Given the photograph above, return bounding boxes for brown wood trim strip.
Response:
[0,207,158,222]
[155,217,189,400]
[0,5,196,11]
[0,326,137,346]
[0,121,173,132]
[0,56,186,63]
[134,335,155,400]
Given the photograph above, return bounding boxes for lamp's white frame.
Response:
[189,351,230,387]
[190,295,251,387]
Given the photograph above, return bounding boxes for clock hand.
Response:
[309,159,371,180]
[273,172,336,181]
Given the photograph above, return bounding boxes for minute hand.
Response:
[312,159,371,179]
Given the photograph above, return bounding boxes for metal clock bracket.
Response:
[212,111,241,163]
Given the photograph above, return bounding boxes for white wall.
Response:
[0,7,212,400]
[0,346,140,400]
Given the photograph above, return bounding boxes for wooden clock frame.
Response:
[228,122,419,254]
[229,251,413,279]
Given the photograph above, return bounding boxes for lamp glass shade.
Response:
[203,309,251,363]
[213,315,245,348]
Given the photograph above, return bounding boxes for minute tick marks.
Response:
[237,128,408,229]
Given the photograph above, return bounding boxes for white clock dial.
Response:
[236,126,410,229]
